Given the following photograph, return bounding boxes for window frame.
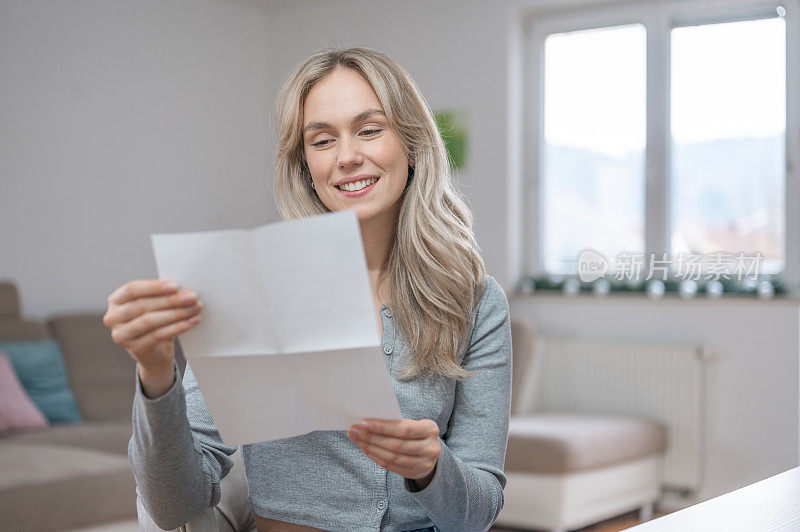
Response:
[522,0,800,292]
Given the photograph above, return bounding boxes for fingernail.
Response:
[181,291,197,301]
[163,280,178,290]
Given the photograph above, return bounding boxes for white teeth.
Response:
[338,178,377,192]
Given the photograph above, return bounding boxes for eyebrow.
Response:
[303,108,386,135]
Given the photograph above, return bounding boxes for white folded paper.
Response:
[150,210,402,445]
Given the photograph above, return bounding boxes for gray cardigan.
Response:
[129,275,512,532]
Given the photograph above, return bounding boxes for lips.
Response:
[334,174,379,187]
[336,177,379,197]
[336,177,378,192]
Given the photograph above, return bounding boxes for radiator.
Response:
[519,336,708,492]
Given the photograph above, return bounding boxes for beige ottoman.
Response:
[498,412,667,532]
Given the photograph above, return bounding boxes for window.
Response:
[671,17,786,274]
[525,0,799,288]
[542,24,646,274]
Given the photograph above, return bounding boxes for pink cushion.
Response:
[0,351,48,433]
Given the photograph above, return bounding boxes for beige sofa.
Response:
[0,281,138,531]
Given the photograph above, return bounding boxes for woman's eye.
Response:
[310,129,381,147]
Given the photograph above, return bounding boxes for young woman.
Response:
[104,47,512,532]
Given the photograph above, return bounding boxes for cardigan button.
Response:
[377,499,387,510]
[383,308,392,318]
[383,345,393,355]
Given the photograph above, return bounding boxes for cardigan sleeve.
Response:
[403,275,513,531]
[128,349,238,530]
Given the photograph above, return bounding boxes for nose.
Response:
[337,136,364,168]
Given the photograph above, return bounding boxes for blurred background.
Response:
[1,0,798,530]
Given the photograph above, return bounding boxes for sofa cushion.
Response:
[510,320,536,415]
[0,282,22,321]
[0,320,50,340]
[48,313,136,422]
[2,420,132,456]
[505,412,667,474]
[0,339,83,424]
[0,282,50,340]
[0,352,48,433]
[0,442,137,530]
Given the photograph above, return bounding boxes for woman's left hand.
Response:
[348,418,441,488]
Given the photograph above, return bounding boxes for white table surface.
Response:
[627,467,800,531]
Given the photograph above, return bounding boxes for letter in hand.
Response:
[347,418,440,490]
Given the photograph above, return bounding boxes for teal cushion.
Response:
[0,339,82,424]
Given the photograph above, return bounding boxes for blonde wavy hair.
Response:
[273,47,485,380]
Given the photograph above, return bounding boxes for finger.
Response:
[362,447,429,480]
[361,448,393,472]
[358,442,420,469]
[125,314,202,352]
[108,279,179,306]
[112,289,200,325]
[361,418,439,440]
[348,428,431,457]
[111,305,202,345]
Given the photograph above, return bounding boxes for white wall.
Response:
[0,0,276,318]
[0,0,594,314]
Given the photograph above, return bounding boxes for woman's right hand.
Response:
[103,279,203,397]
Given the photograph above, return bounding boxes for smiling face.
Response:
[302,67,410,226]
